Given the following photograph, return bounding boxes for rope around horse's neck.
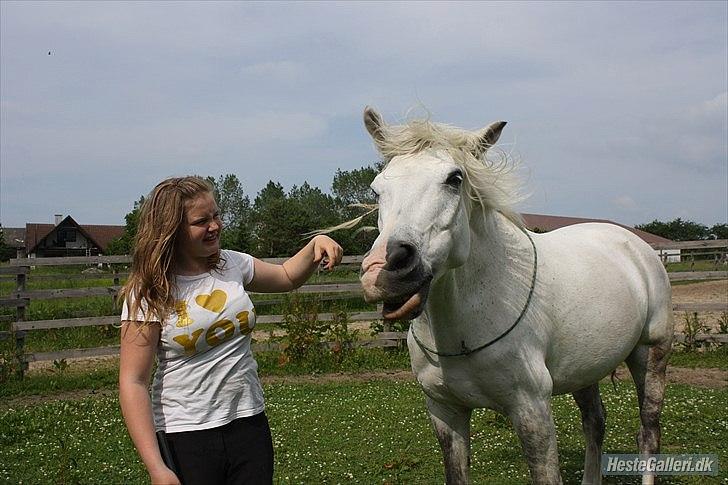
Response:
[410,227,538,357]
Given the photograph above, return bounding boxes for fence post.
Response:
[376,303,391,332]
[15,270,27,379]
[112,271,120,306]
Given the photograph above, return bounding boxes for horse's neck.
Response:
[423,210,534,344]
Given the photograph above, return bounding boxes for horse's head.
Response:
[360,107,512,320]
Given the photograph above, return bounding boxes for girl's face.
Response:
[175,192,222,272]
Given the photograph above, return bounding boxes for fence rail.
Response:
[4,254,366,267]
[13,329,728,366]
[2,246,726,374]
[649,239,728,250]
[669,271,728,282]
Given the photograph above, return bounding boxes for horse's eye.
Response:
[445,170,463,188]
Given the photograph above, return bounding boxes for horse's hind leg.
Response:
[625,339,671,485]
[572,383,605,485]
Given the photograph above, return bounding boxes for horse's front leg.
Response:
[508,396,562,484]
[426,397,473,485]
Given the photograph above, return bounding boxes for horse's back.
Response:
[534,223,673,393]
[540,222,671,309]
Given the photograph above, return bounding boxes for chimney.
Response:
[55,214,63,225]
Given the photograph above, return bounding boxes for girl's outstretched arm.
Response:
[247,235,343,293]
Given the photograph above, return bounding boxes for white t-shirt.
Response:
[121,250,264,433]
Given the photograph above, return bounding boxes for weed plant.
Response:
[273,293,360,370]
[719,311,728,334]
[0,339,20,385]
[680,312,712,352]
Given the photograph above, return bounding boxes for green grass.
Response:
[0,265,126,297]
[0,348,412,401]
[669,347,728,370]
[0,360,120,400]
[1,379,725,484]
[0,276,122,296]
[0,266,358,296]
[666,261,726,273]
[2,347,723,403]
[256,347,411,376]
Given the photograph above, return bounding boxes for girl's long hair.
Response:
[119,176,220,324]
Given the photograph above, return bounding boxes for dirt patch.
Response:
[27,355,119,374]
[4,366,724,411]
[2,388,117,410]
[261,369,414,386]
[671,280,727,332]
[672,280,727,304]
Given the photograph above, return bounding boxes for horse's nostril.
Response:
[386,241,417,271]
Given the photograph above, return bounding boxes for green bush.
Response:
[0,337,20,384]
[680,312,711,352]
[274,293,359,370]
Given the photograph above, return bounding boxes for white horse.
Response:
[358,108,673,485]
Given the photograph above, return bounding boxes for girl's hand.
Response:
[312,235,343,270]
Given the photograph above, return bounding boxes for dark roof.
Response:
[25,224,55,252]
[521,213,672,245]
[81,224,125,250]
[25,216,124,253]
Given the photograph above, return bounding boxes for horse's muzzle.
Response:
[361,239,432,320]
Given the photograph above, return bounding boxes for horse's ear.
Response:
[363,107,386,144]
[475,121,507,156]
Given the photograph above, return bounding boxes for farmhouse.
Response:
[4,215,124,258]
[3,213,675,259]
[522,213,670,244]
[522,213,679,261]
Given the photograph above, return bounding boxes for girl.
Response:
[119,176,343,484]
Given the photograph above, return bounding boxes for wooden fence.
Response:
[651,239,728,269]
[0,254,397,376]
[1,239,727,377]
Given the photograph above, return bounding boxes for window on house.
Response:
[61,229,76,242]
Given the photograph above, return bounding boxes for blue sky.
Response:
[1,1,726,228]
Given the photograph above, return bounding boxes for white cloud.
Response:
[688,91,728,123]
[1,1,726,227]
[613,195,639,211]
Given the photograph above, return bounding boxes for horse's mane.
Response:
[308,114,525,237]
[374,116,525,226]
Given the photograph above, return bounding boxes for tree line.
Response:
[104,164,383,258]
[635,219,727,242]
[102,161,725,258]
[0,167,725,262]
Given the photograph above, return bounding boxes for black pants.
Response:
[161,412,274,485]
